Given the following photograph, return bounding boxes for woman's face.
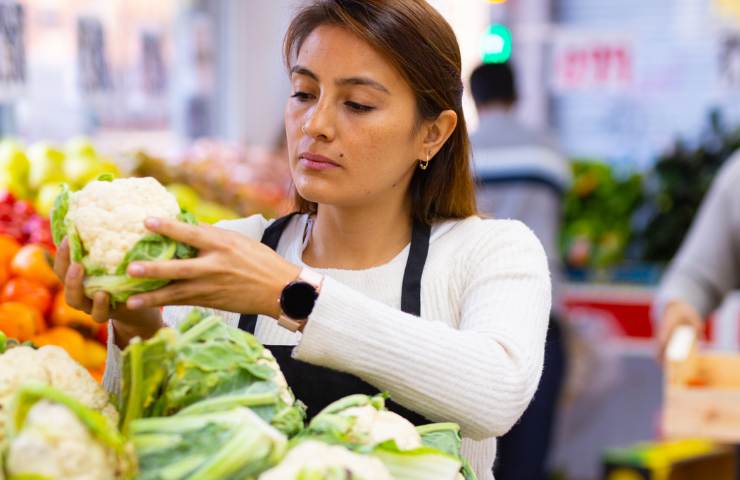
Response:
[284,25,427,209]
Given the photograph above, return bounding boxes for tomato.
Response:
[10,244,59,288]
[1,277,52,314]
[51,290,97,334]
[0,234,21,267]
[0,301,41,341]
[31,326,86,364]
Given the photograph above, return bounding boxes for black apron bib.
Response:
[238,213,432,424]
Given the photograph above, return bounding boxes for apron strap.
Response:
[402,221,431,316]
[238,214,431,330]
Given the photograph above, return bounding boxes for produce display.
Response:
[0,310,478,480]
[560,160,643,270]
[50,176,198,307]
[0,336,117,445]
[5,383,135,480]
[0,138,121,218]
[0,206,106,379]
[134,139,291,221]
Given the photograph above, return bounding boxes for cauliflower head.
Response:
[7,400,119,480]
[259,440,393,480]
[0,346,117,444]
[51,175,199,307]
[340,405,422,451]
[66,177,180,273]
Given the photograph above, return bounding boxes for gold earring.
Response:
[419,152,430,170]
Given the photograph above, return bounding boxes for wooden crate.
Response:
[664,352,740,442]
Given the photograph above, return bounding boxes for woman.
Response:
[55,1,551,478]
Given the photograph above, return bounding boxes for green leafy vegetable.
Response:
[50,183,69,246]
[119,310,305,438]
[371,440,462,480]
[132,407,286,480]
[417,423,477,480]
[296,394,464,480]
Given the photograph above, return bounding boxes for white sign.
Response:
[552,32,634,93]
[0,1,25,100]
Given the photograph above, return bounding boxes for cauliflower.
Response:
[5,384,134,480]
[259,440,393,480]
[7,401,119,480]
[0,345,118,444]
[66,177,180,273]
[51,175,199,307]
[339,405,422,451]
[258,348,295,405]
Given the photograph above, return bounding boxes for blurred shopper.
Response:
[655,152,740,359]
[470,62,571,480]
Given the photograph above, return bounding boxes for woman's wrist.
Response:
[265,262,302,319]
[111,308,163,349]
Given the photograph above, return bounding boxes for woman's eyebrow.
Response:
[291,65,390,94]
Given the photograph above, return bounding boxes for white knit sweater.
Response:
[103,213,551,480]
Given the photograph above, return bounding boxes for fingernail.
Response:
[145,217,160,229]
[128,263,144,276]
[128,297,143,309]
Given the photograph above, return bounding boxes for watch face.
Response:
[280,281,318,319]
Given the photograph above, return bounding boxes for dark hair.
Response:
[284,0,477,225]
[470,62,518,107]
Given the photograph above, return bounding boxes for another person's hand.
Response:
[53,238,162,348]
[123,218,301,318]
[656,299,703,362]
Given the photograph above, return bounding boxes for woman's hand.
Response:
[53,238,163,348]
[656,300,704,363]
[124,218,301,317]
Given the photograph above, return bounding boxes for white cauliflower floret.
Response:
[258,349,294,405]
[7,401,118,480]
[67,177,180,273]
[259,440,393,480]
[0,346,118,443]
[340,405,422,451]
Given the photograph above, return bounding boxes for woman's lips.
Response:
[299,152,341,171]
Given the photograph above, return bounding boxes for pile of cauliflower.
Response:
[0,343,131,479]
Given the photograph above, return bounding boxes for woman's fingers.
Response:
[53,237,70,281]
[90,291,111,323]
[64,263,92,313]
[127,258,206,280]
[127,282,192,309]
[144,217,218,250]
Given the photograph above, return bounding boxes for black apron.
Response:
[238,213,432,424]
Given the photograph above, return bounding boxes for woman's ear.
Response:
[420,110,458,160]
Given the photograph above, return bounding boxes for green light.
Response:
[481,24,512,64]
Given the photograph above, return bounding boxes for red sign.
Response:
[552,34,633,92]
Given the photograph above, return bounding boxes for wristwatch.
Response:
[277,267,324,332]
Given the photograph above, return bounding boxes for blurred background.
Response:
[2,1,740,479]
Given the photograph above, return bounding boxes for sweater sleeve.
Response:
[655,159,740,319]
[293,220,552,440]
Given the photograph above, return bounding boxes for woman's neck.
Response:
[302,198,413,270]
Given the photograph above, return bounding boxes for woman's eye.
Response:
[291,91,313,101]
[345,101,375,113]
